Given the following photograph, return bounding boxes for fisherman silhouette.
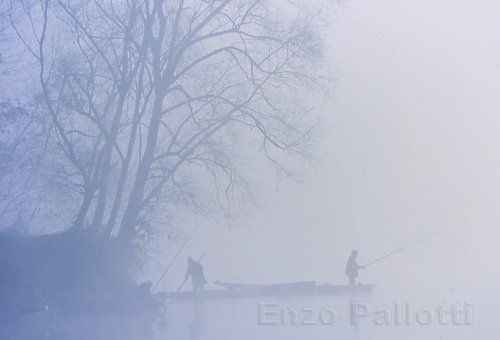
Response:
[345,250,365,286]
[185,256,207,293]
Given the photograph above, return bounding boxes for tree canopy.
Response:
[1,0,331,245]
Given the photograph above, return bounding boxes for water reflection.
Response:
[1,287,484,340]
[188,300,205,339]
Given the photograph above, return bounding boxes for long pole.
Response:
[363,212,486,268]
[364,229,444,268]
[176,252,206,293]
[152,225,200,292]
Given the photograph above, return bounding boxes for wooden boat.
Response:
[165,281,374,301]
[214,280,316,292]
[316,283,374,294]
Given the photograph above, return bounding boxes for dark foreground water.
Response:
[1,284,495,340]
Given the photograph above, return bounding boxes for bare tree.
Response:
[10,0,330,246]
[0,0,10,69]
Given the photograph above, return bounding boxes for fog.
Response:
[156,0,500,338]
[2,0,500,339]
[161,0,500,290]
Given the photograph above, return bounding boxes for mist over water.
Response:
[2,0,500,339]
[156,0,500,338]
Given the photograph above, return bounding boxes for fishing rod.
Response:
[363,229,446,268]
[363,202,500,269]
[152,225,201,292]
[176,251,206,293]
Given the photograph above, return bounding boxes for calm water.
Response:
[164,288,490,340]
[2,284,495,339]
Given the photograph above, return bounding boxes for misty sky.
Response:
[156,1,500,318]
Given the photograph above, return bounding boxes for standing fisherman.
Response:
[185,256,207,293]
[345,250,365,286]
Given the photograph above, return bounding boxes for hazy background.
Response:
[4,0,497,339]
[160,0,500,285]
[156,1,500,337]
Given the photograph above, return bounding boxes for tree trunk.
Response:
[72,189,94,230]
[117,88,166,242]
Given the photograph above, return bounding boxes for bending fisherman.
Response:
[345,250,365,286]
[185,256,207,293]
